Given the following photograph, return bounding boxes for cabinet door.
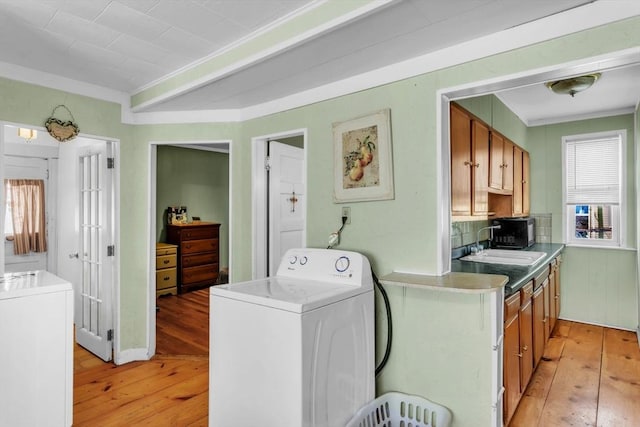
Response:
[450,105,472,216]
[503,139,514,192]
[523,151,530,215]
[548,269,557,334]
[513,146,523,215]
[555,258,562,320]
[472,120,489,215]
[489,132,504,190]
[504,292,521,425]
[532,286,545,368]
[519,285,534,390]
[543,278,550,343]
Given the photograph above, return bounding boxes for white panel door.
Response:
[268,141,304,275]
[57,139,114,361]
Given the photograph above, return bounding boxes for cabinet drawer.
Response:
[156,247,177,256]
[183,252,218,267]
[520,281,534,304]
[181,238,218,254]
[180,227,218,241]
[156,268,177,290]
[505,292,520,324]
[533,266,550,290]
[182,264,218,284]
[156,254,177,269]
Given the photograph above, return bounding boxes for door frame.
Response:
[147,139,233,357]
[251,128,307,279]
[0,122,121,359]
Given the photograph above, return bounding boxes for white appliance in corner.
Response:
[0,271,73,427]
[210,248,375,427]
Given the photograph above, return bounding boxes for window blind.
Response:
[565,136,621,205]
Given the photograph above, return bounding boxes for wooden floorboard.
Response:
[511,320,640,427]
[74,288,210,426]
[73,293,640,427]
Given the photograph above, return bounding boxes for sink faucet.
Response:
[475,225,501,254]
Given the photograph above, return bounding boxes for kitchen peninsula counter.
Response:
[450,243,564,296]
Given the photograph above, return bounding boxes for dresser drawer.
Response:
[156,268,177,290]
[179,226,218,241]
[182,264,218,284]
[181,238,218,254]
[156,242,178,256]
[183,252,218,267]
[156,254,177,269]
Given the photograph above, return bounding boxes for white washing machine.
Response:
[209,248,375,427]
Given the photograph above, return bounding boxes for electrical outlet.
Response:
[341,207,351,224]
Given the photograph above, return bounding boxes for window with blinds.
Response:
[563,130,626,247]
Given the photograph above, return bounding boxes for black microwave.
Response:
[491,217,535,249]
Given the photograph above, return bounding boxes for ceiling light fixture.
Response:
[18,128,37,142]
[545,73,601,97]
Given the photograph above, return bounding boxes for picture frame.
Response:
[333,109,394,203]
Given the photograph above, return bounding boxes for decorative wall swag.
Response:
[45,104,79,142]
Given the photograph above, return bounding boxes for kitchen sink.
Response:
[460,249,546,266]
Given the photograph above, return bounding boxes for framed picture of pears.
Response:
[332,109,394,202]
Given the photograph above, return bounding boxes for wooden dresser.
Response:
[156,242,178,297]
[167,222,220,293]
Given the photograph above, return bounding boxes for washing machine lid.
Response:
[210,277,370,313]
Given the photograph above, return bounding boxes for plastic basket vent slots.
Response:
[346,392,452,427]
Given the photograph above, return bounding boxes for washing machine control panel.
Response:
[277,248,372,287]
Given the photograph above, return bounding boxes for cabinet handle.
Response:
[516,353,523,358]
[554,296,559,300]
[542,318,548,323]
[522,345,528,352]
[163,259,170,264]
[163,276,170,281]
[464,161,473,166]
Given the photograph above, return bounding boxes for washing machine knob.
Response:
[289,255,298,264]
[300,256,308,265]
[335,256,350,272]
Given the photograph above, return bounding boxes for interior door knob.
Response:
[69,252,79,259]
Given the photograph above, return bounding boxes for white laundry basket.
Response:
[345,392,452,427]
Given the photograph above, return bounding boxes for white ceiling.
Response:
[0,0,637,125]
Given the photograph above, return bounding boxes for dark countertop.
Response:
[451,243,565,296]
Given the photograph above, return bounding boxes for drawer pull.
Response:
[163,259,170,264]
[163,276,170,281]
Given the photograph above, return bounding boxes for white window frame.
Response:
[562,129,627,248]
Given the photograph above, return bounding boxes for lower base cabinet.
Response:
[504,255,563,425]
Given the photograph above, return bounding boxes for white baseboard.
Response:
[115,348,151,365]
[558,316,636,332]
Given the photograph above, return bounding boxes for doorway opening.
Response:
[1,123,120,362]
[148,140,232,357]
[251,129,307,280]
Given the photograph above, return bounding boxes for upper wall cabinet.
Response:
[451,102,529,220]
[450,103,489,217]
[489,133,514,194]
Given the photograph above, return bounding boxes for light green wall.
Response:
[527,114,637,330]
[156,146,229,268]
[1,15,639,357]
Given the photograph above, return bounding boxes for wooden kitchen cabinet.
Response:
[511,145,531,217]
[554,256,562,320]
[504,291,522,425]
[167,222,220,293]
[489,132,514,194]
[518,281,534,391]
[450,103,490,217]
[532,285,545,368]
[522,151,530,215]
[548,265,557,334]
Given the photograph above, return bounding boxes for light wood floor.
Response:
[510,319,640,426]
[74,293,640,426]
[73,289,209,426]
